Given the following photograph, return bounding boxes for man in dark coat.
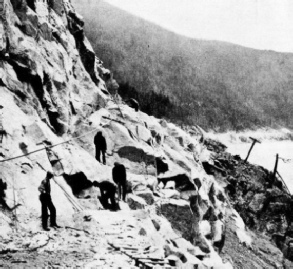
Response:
[0,105,7,145]
[93,180,117,210]
[94,131,107,165]
[112,162,127,201]
[38,171,60,231]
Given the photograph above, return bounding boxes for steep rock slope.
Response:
[0,0,110,225]
[0,1,291,268]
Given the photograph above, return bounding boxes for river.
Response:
[209,129,293,193]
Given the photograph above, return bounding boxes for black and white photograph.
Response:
[0,0,293,267]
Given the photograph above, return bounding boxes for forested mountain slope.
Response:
[73,0,293,131]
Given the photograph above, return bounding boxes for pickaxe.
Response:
[245,137,261,162]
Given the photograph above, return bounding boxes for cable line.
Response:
[0,127,100,163]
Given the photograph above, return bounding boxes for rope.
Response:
[0,127,100,163]
[276,171,291,195]
[52,177,83,211]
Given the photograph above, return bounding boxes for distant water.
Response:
[209,129,293,193]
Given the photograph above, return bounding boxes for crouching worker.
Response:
[93,180,118,211]
[38,172,60,231]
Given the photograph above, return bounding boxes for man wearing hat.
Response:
[38,171,60,231]
[112,162,127,201]
[0,105,6,145]
[94,131,107,165]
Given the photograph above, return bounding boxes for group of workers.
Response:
[39,131,127,231]
[1,99,140,231]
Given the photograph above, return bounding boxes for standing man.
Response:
[94,131,107,165]
[0,105,6,145]
[38,171,60,231]
[112,162,127,201]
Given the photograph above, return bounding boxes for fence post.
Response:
[273,154,279,182]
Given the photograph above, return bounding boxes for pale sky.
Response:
[106,0,293,53]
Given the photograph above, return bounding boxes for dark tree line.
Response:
[74,0,293,131]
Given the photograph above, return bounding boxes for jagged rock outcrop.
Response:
[0,0,292,268]
[205,145,293,265]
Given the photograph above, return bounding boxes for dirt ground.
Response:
[0,209,159,268]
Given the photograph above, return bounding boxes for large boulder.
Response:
[126,174,148,192]
[160,189,180,199]
[160,199,194,241]
[127,194,147,210]
[133,189,155,205]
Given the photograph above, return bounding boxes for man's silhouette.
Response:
[94,131,107,164]
[112,162,127,201]
[38,172,60,231]
[0,105,7,144]
[93,181,117,210]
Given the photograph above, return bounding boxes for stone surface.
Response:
[127,194,147,210]
[160,189,180,199]
[133,189,155,205]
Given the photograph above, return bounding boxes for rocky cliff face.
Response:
[0,1,292,268]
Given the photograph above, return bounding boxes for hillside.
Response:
[1,0,293,268]
[72,0,293,131]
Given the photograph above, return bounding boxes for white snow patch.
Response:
[231,209,252,248]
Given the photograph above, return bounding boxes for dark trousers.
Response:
[118,181,127,201]
[40,193,56,228]
[100,191,116,210]
[95,148,106,164]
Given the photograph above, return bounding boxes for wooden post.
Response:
[273,154,279,182]
[245,137,261,162]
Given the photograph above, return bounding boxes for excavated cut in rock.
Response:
[193,177,202,190]
[117,146,154,164]
[155,157,168,175]
[63,172,92,197]
[158,174,196,191]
